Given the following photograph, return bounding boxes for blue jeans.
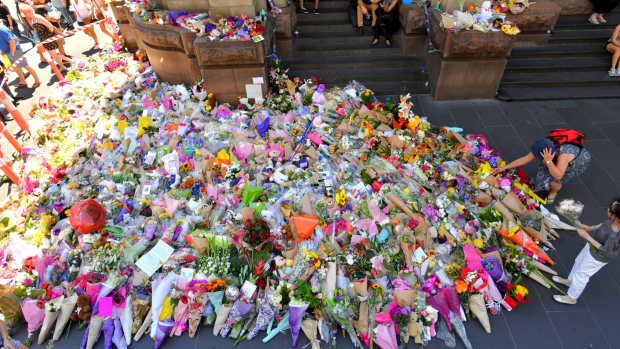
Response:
[52,6,75,27]
[9,20,35,44]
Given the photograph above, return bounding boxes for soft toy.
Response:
[407,312,423,345]
[96,231,109,249]
[234,207,255,221]
[70,295,92,322]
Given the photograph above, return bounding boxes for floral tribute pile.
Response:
[0,47,570,349]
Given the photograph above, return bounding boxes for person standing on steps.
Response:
[552,199,620,305]
[372,0,397,47]
[0,21,41,88]
[494,129,591,204]
[357,0,377,36]
[606,24,620,76]
[587,0,620,24]
[299,0,319,14]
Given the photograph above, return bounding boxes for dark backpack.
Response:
[547,128,585,147]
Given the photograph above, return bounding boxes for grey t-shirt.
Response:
[589,219,620,263]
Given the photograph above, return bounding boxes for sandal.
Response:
[553,295,577,305]
[545,195,556,204]
[552,276,571,287]
[371,40,379,47]
[588,17,599,24]
[15,83,28,88]
[386,40,391,48]
[32,82,41,88]
[597,17,607,23]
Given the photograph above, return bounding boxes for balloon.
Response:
[69,199,107,234]
[403,0,413,4]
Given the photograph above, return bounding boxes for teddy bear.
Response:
[70,294,92,322]
[96,231,109,249]
[234,207,255,221]
[407,312,423,345]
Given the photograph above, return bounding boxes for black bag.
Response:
[363,11,373,26]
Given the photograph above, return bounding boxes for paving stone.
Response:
[548,311,611,349]
[501,106,547,143]
[447,101,489,135]
[595,121,620,143]
[418,97,457,127]
[585,140,620,183]
[574,100,618,123]
[555,107,607,140]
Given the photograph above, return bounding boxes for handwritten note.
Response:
[245,84,263,99]
[136,240,174,276]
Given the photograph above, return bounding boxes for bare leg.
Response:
[548,181,562,200]
[49,50,71,66]
[57,43,67,56]
[98,21,115,40]
[300,0,304,8]
[13,66,28,85]
[85,27,99,45]
[22,66,41,84]
[314,0,319,9]
[589,12,599,23]
[607,44,620,69]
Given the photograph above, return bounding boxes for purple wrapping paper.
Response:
[167,10,189,25]
[442,287,461,317]
[289,303,309,347]
[113,319,127,349]
[482,256,509,293]
[102,318,114,349]
[154,319,175,349]
[80,323,90,349]
[427,293,452,331]
[247,295,276,340]
[219,301,255,337]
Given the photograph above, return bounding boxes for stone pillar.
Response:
[208,0,267,20]
[427,10,515,100]
[507,0,562,46]
[193,20,274,104]
[398,1,429,55]
[110,1,138,50]
[275,5,296,59]
[131,14,201,85]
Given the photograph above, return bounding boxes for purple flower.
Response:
[316,84,326,93]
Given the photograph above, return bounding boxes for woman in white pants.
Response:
[553,199,620,304]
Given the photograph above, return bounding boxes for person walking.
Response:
[588,0,620,24]
[69,0,99,49]
[494,129,591,203]
[50,0,73,29]
[606,24,620,76]
[91,0,115,40]
[20,5,71,69]
[372,0,397,47]
[0,1,33,43]
[357,0,378,36]
[0,21,41,88]
[299,0,319,14]
[0,319,28,349]
[552,199,620,305]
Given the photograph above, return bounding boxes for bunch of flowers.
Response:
[243,218,271,249]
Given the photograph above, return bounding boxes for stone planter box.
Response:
[429,9,516,59]
[398,1,428,55]
[131,14,201,84]
[506,0,561,46]
[163,0,209,13]
[110,0,128,22]
[209,0,267,20]
[427,9,515,100]
[549,0,592,15]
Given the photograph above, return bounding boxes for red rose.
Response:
[516,294,523,302]
[506,284,515,290]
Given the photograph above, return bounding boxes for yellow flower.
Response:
[205,105,212,112]
[516,285,528,296]
[335,189,346,206]
[473,238,484,250]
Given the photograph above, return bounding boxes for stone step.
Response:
[496,86,620,101]
[549,29,612,43]
[292,0,349,12]
[294,47,404,57]
[289,67,427,81]
[285,53,426,65]
[553,16,620,30]
[510,43,608,58]
[286,59,426,71]
[293,25,380,37]
[292,34,403,45]
[296,12,350,26]
[293,40,403,51]
[500,71,618,88]
[505,56,610,72]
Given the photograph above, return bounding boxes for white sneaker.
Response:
[609,68,617,77]
[94,44,100,50]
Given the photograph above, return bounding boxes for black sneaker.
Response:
[314,9,319,14]
[300,7,309,13]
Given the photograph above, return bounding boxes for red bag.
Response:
[69,199,107,235]
[547,128,585,147]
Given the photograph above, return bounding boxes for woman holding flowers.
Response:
[553,199,620,305]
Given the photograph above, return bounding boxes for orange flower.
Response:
[454,279,468,294]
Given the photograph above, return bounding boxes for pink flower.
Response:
[24,278,32,286]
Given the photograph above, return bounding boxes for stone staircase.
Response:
[284,0,431,95]
[497,9,620,101]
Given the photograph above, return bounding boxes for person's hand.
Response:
[580,224,594,231]
[492,166,506,174]
[576,228,589,238]
[540,148,556,163]
[362,7,368,15]
[4,339,16,349]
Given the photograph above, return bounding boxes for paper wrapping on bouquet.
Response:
[150,273,179,339]
[544,216,576,231]
[386,194,416,220]
[352,301,369,344]
[502,192,525,215]
[206,291,224,314]
[374,323,399,349]
[154,318,174,349]
[521,209,554,250]
[120,294,133,345]
[93,283,115,315]
[133,308,152,342]
[53,293,77,340]
[492,201,516,232]
[301,320,320,349]
[501,226,554,265]
[401,240,415,266]
[170,301,189,336]
[291,214,319,241]
[38,296,64,344]
[112,319,128,349]
[84,315,107,349]
[427,293,452,331]
[323,262,337,300]
[469,294,491,333]
[531,259,557,276]
[0,285,24,329]
[289,302,310,347]
[102,317,114,349]
[186,291,208,338]
[85,282,101,306]
[247,293,277,340]
[481,255,509,293]
[442,287,462,318]
[69,199,107,234]
[242,185,263,206]
[220,301,255,337]
[192,236,209,252]
[213,303,232,336]
[393,289,415,308]
[131,298,151,334]
[22,298,45,337]
[262,311,290,343]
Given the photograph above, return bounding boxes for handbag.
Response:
[53,27,65,45]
